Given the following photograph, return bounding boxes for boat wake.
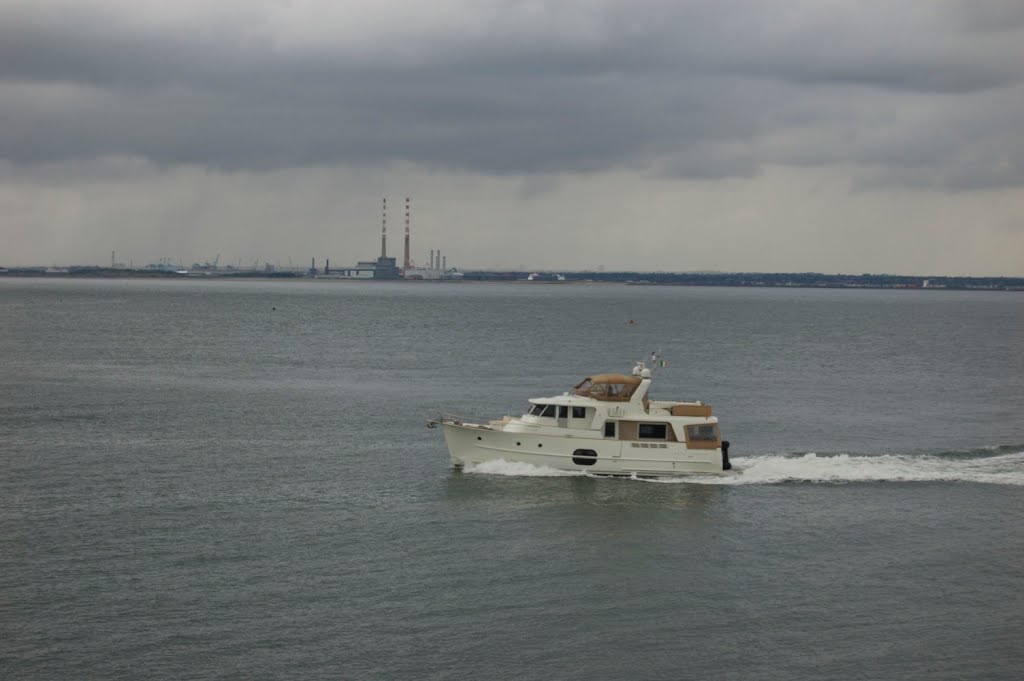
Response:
[686,448,1024,486]
[462,447,1024,486]
[464,460,590,477]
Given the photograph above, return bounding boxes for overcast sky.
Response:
[2,0,1023,275]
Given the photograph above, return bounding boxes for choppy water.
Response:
[2,278,1022,680]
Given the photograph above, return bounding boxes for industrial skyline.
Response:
[101,196,460,278]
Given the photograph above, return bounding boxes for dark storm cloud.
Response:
[2,0,1023,189]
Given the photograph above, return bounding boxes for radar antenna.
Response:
[636,350,666,377]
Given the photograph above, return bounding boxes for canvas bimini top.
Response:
[572,374,643,402]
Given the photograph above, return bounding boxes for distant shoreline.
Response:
[2,268,1022,291]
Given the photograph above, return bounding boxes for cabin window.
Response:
[572,449,597,466]
[558,406,568,419]
[540,404,556,418]
[685,424,719,442]
[638,423,668,439]
[529,405,543,416]
[604,421,616,438]
[572,406,586,419]
[684,424,721,450]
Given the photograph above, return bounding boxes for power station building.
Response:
[315,197,454,280]
[320,256,399,279]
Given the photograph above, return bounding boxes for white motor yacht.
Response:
[429,355,731,477]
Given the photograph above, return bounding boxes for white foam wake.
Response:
[464,459,590,477]
[686,451,1024,486]
[462,452,1024,486]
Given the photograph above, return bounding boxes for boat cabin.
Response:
[515,372,721,449]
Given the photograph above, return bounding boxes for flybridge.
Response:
[571,374,644,402]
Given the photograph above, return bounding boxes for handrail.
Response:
[437,411,485,423]
[427,412,496,428]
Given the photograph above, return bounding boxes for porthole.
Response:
[477,436,482,441]
[572,449,597,466]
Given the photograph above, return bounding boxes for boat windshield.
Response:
[528,404,557,417]
[572,374,642,402]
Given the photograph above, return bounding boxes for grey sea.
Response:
[2,278,1022,680]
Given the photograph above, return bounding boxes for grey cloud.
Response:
[947,0,1024,34]
[1,1,1024,189]
[516,174,561,200]
[657,141,763,181]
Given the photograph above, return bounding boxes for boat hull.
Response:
[440,421,726,477]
